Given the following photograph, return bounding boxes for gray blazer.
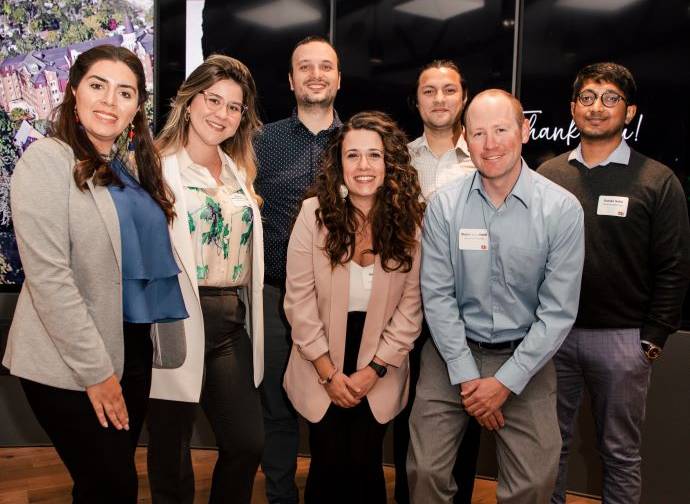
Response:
[3,138,130,390]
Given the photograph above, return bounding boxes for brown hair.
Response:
[415,59,468,103]
[289,35,340,75]
[50,44,174,222]
[156,54,262,205]
[312,111,425,272]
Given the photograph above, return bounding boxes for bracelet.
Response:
[318,365,338,385]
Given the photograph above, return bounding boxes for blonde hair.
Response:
[156,54,262,204]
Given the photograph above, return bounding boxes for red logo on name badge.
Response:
[481,245,487,250]
[617,211,623,216]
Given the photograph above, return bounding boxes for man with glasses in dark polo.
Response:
[538,62,690,504]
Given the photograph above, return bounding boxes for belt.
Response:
[264,276,285,289]
[467,337,524,351]
[198,286,240,296]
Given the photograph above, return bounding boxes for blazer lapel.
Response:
[329,259,349,369]
[87,179,121,273]
[164,153,199,302]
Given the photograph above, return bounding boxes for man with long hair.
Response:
[396,60,480,504]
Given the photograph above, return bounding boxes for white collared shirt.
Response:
[408,132,477,199]
[178,147,253,287]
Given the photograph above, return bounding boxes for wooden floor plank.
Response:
[0,447,600,503]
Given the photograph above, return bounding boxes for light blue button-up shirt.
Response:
[421,162,585,394]
[569,138,630,167]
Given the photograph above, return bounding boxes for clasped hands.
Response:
[460,377,511,431]
[324,366,378,408]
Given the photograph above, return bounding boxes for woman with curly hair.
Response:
[283,110,425,503]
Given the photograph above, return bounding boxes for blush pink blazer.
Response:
[283,197,423,424]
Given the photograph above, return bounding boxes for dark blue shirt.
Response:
[254,109,341,281]
[108,158,188,324]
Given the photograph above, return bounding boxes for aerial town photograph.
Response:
[0,0,153,286]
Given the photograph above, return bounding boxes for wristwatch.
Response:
[368,360,387,377]
[640,340,662,361]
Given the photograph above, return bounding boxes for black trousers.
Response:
[393,319,481,504]
[305,311,389,504]
[20,322,153,504]
[259,283,300,504]
[146,289,264,504]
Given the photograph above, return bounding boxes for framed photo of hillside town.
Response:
[0,0,154,289]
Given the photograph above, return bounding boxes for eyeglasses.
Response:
[199,91,248,116]
[576,90,626,108]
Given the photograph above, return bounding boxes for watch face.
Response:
[647,346,661,359]
[642,343,661,360]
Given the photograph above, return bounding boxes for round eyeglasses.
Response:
[576,90,626,108]
[200,91,248,116]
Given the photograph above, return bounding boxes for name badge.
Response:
[459,228,489,251]
[362,268,374,290]
[230,191,250,208]
[597,195,628,217]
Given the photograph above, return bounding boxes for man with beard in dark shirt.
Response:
[254,35,342,504]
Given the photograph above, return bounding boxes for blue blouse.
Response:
[108,158,188,323]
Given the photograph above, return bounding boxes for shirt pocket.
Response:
[505,246,547,296]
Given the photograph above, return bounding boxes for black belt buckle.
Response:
[467,338,523,351]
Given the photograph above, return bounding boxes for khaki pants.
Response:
[407,340,561,504]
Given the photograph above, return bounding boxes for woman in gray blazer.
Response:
[2,45,186,504]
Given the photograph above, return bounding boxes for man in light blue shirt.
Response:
[407,89,585,504]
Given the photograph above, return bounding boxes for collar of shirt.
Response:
[289,107,342,135]
[178,146,238,188]
[468,159,532,209]
[409,131,471,160]
[569,138,630,168]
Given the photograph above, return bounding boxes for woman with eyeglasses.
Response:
[145,55,265,504]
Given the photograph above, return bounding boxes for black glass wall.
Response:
[519,1,690,500]
[334,0,515,137]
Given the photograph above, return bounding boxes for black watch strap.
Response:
[368,360,387,377]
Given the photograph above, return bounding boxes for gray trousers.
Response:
[551,328,652,504]
[407,340,561,504]
[260,284,300,504]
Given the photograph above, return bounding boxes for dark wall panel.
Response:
[519,0,690,328]
[334,0,516,137]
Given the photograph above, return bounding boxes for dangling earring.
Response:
[339,184,349,199]
[184,108,190,122]
[127,123,136,151]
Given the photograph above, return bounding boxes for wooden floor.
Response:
[0,447,600,503]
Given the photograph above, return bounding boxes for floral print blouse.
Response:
[179,148,253,288]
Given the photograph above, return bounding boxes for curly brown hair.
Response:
[50,44,175,222]
[311,111,425,273]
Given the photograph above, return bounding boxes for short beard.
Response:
[297,93,336,110]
